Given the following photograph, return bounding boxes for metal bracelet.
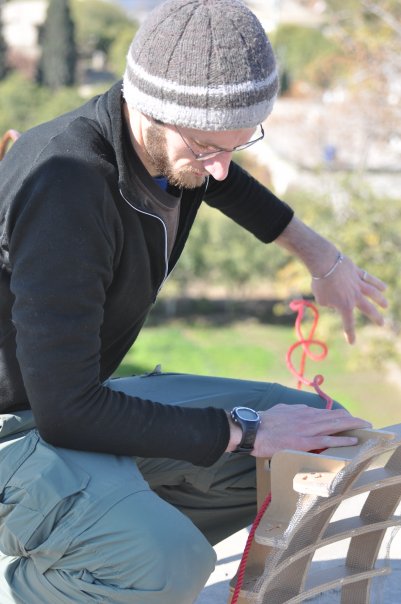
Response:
[312,252,344,281]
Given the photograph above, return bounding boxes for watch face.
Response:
[231,407,260,453]
[236,407,259,421]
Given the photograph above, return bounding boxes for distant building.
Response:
[2,0,47,77]
[247,0,325,31]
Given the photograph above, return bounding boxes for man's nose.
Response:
[203,152,232,180]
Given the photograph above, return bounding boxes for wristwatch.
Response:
[230,406,261,453]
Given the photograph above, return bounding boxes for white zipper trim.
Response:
[119,188,169,296]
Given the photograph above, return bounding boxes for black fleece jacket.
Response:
[0,81,294,466]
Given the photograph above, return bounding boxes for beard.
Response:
[144,123,206,189]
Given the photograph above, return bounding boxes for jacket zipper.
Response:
[120,178,209,301]
[119,188,169,301]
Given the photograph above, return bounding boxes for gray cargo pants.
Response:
[0,372,337,603]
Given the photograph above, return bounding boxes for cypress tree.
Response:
[37,0,77,89]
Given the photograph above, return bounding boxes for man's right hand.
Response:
[226,404,372,457]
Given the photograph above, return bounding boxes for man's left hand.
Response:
[312,254,388,344]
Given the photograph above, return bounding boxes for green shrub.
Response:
[0,72,84,134]
[271,24,345,91]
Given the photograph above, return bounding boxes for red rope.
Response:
[286,299,333,410]
[230,299,333,604]
[230,492,272,604]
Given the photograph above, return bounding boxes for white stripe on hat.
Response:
[126,55,278,98]
[123,81,276,130]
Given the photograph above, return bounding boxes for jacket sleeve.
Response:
[204,161,294,242]
[8,156,229,466]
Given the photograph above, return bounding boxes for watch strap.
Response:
[230,406,260,453]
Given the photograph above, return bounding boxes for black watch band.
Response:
[230,406,261,453]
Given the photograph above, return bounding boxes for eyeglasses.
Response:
[175,124,265,161]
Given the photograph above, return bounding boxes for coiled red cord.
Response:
[230,299,333,604]
[286,299,333,410]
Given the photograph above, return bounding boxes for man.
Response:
[0,0,387,602]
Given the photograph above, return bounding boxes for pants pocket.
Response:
[0,430,90,566]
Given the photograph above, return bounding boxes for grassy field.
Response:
[117,319,401,429]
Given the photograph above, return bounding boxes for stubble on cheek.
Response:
[145,124,206,189]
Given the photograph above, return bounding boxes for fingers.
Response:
[356,296,385,326]
[319,410,372,434]
[307,434,360,449]
[340,294,384,344]
[359,281,388,312]
[254,406,372,458]
[340,306,356,345]
[265,405,369,426]
[359,269,387,293]
[298,408,371,435]
[335,264,388,344]
[359,268,388,306]
[349,274,388,338]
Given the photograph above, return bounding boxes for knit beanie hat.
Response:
[123,0,279,131]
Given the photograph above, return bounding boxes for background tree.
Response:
[0,72,83,134]
[71,0,137,60]
[271,24,345,93]
[37,0,77,89]
[323,0,401,168]
[0,6,7,81]
[108,26,138,78]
